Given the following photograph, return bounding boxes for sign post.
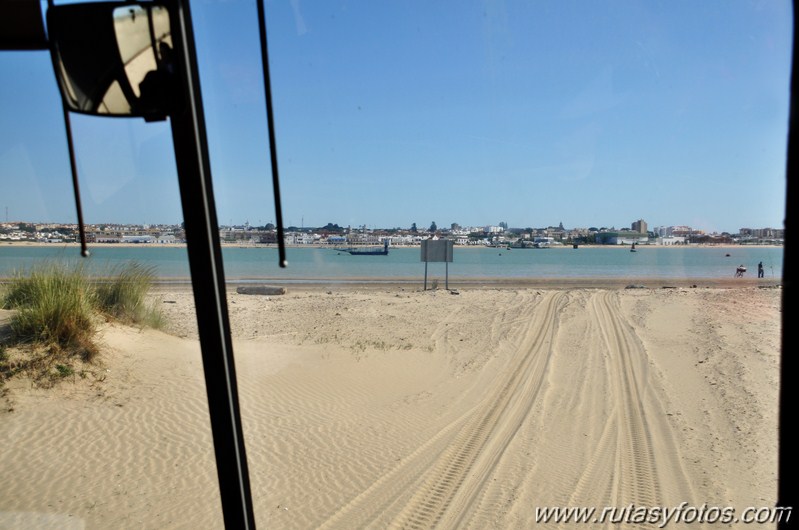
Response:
[420,239,454,290]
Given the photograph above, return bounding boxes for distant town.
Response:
[0,219,784,248]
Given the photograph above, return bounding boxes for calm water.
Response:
[0,244,783,282]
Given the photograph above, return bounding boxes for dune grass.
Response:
[1,261,163,366]
[95,262,164,328]
[2,262,98,360]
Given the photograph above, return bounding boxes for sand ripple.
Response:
[0,286,780,529]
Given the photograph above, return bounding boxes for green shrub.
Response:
[2,260,163,363]
[55,364,74,378]
[95,262,163,328]
[3,262,98,360]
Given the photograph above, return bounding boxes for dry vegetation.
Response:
[0,261,163,388]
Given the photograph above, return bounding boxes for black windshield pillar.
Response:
[169,1,256,527]
[778,3,798,527]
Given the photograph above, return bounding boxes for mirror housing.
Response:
[47,1,175,121]
[0,0,48,50]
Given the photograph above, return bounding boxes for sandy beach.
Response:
[0,283,781,528]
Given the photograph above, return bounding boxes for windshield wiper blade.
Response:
[256,0,286,268]
[60,96,90,257]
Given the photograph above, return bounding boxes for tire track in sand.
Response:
[320,291,564,529]
[568,290,696,526]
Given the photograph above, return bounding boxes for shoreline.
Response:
[1,241,785,250]
[146,277,783,292]
[1,276,781,290]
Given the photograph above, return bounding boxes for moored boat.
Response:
[338,240,389,255]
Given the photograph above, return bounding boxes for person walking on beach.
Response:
[758,261,764,278]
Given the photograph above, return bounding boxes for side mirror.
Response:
[47,1,174,121]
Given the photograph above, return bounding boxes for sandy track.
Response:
[319,290,701,529]
[585,292,696,522]
[318,292,564,529]
[0,287,780,529]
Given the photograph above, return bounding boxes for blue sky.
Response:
[0,0,792,233]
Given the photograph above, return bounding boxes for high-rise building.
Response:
[631,219,648,234]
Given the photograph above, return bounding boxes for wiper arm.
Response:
[60,92,90,257]
[256,0,286,268]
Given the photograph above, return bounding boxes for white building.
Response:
[122,235,155,243]
[657,236,686,245]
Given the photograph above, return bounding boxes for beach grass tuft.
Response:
[95,262,164,328]
[2,262,99,360]
[1,261,164,370]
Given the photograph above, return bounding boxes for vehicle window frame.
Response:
[2,1,796,528]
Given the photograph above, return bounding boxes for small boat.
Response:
[630,242,637,252]
[338,240,389,256]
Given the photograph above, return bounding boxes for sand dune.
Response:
[0,286,781,528]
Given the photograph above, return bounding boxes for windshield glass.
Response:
[0,42,224,529]
[0,1,790,528]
